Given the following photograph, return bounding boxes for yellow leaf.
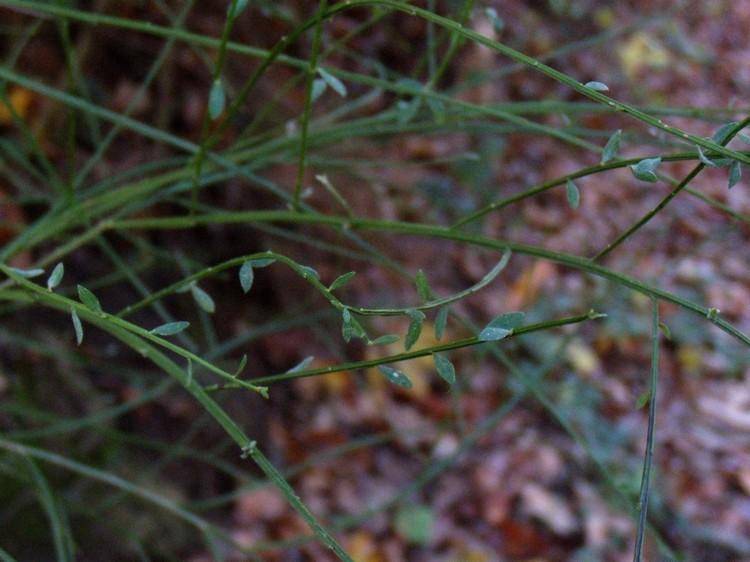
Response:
[0,86,34,124]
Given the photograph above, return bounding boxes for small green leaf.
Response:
[630,157,661,182]
[378,365,412,388]
[696,146,718,167]
[208,79,226,120]
[286,356,314,373]
[394,505,434,545]
[478,311,525,342]
[711,122,738,144]
[71,307,83,345]
[299,265,320,280]
[602,129,621,164]
[584,81,609,91]
[565,180,580,209]
[434,306,449,341]
[77,285,102,314]
[658,322,671,340]
[317,68,347,97]
[150,321,190,336]
[485,7,504,34]
[405,309,426,351]
[738,133,750,145]
[415,270,432,302]
[11,267,44,278]
[369,334,400,346]
[46,263,64,291]
[239,262,254,293]
[311,78,327,101]
[636,391,651,409]
[234,354,248,377]
[328,271,355,292]
[729,160,742,189]
[433,354,456,386]
[250,258,275,268]
[190,283,215,313]
[342,309,367,342]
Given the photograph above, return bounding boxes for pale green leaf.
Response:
[369,334,400,346]
[378,365,412,388]
[434,306,449,341]
[711,122,738,144]
[150,321,190,336]
[584,81,609,91]
[415,270,432,302]
[10,267,44,278]
[317,68,347,97]
[311,79,326,101]
[190,283,215,313]
[601,129,621,163]
[328,271,355,292]
[405,309,426,351]
[566,180,580,209]
[208,79,226,120]
[286,356,314,373]
[71,307,83,345]
[636,391,650,409]
[729,160,742,189]
[433,354,456,386]
[77,285,102,313]
[47,263,64,291]
[630,157,661,182]
[239,261,254,293]
[478,311,525,342]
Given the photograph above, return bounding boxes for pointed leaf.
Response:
[434,306,449,341]
[77,285,102,313]
[208,79,226,120]
[584,81,609,91]
[369,334,400,346]
[286,356,314,373]
[249,258,275,268]
[415,270,432,302]
[711,122,738,144]
[311,78,327,102]
[342,309,366,342]
[71,307,83,345]
[11,267,44,278]
[630,157,661,182]
[636,390,651,409]
[729,160,742,189]
[47,263,64,291]
[405,309,426,351]
[317,68,347,97]
[658,322,672,340]
[478,311,525,342]
[234,354,248,377]
[190,283,215,313]
[485,7,505,34]
[565,180,580,209]
[150,321,190,336]
[299,265,320,280]
[738,133,750,145]
[378,365,412,388]
[696,146,718,167]
[328,271,355,292]
[433,354,456,386]
[239,261,254,293]
[601,129,621,164]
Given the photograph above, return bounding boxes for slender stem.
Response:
[634,297,660,560]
